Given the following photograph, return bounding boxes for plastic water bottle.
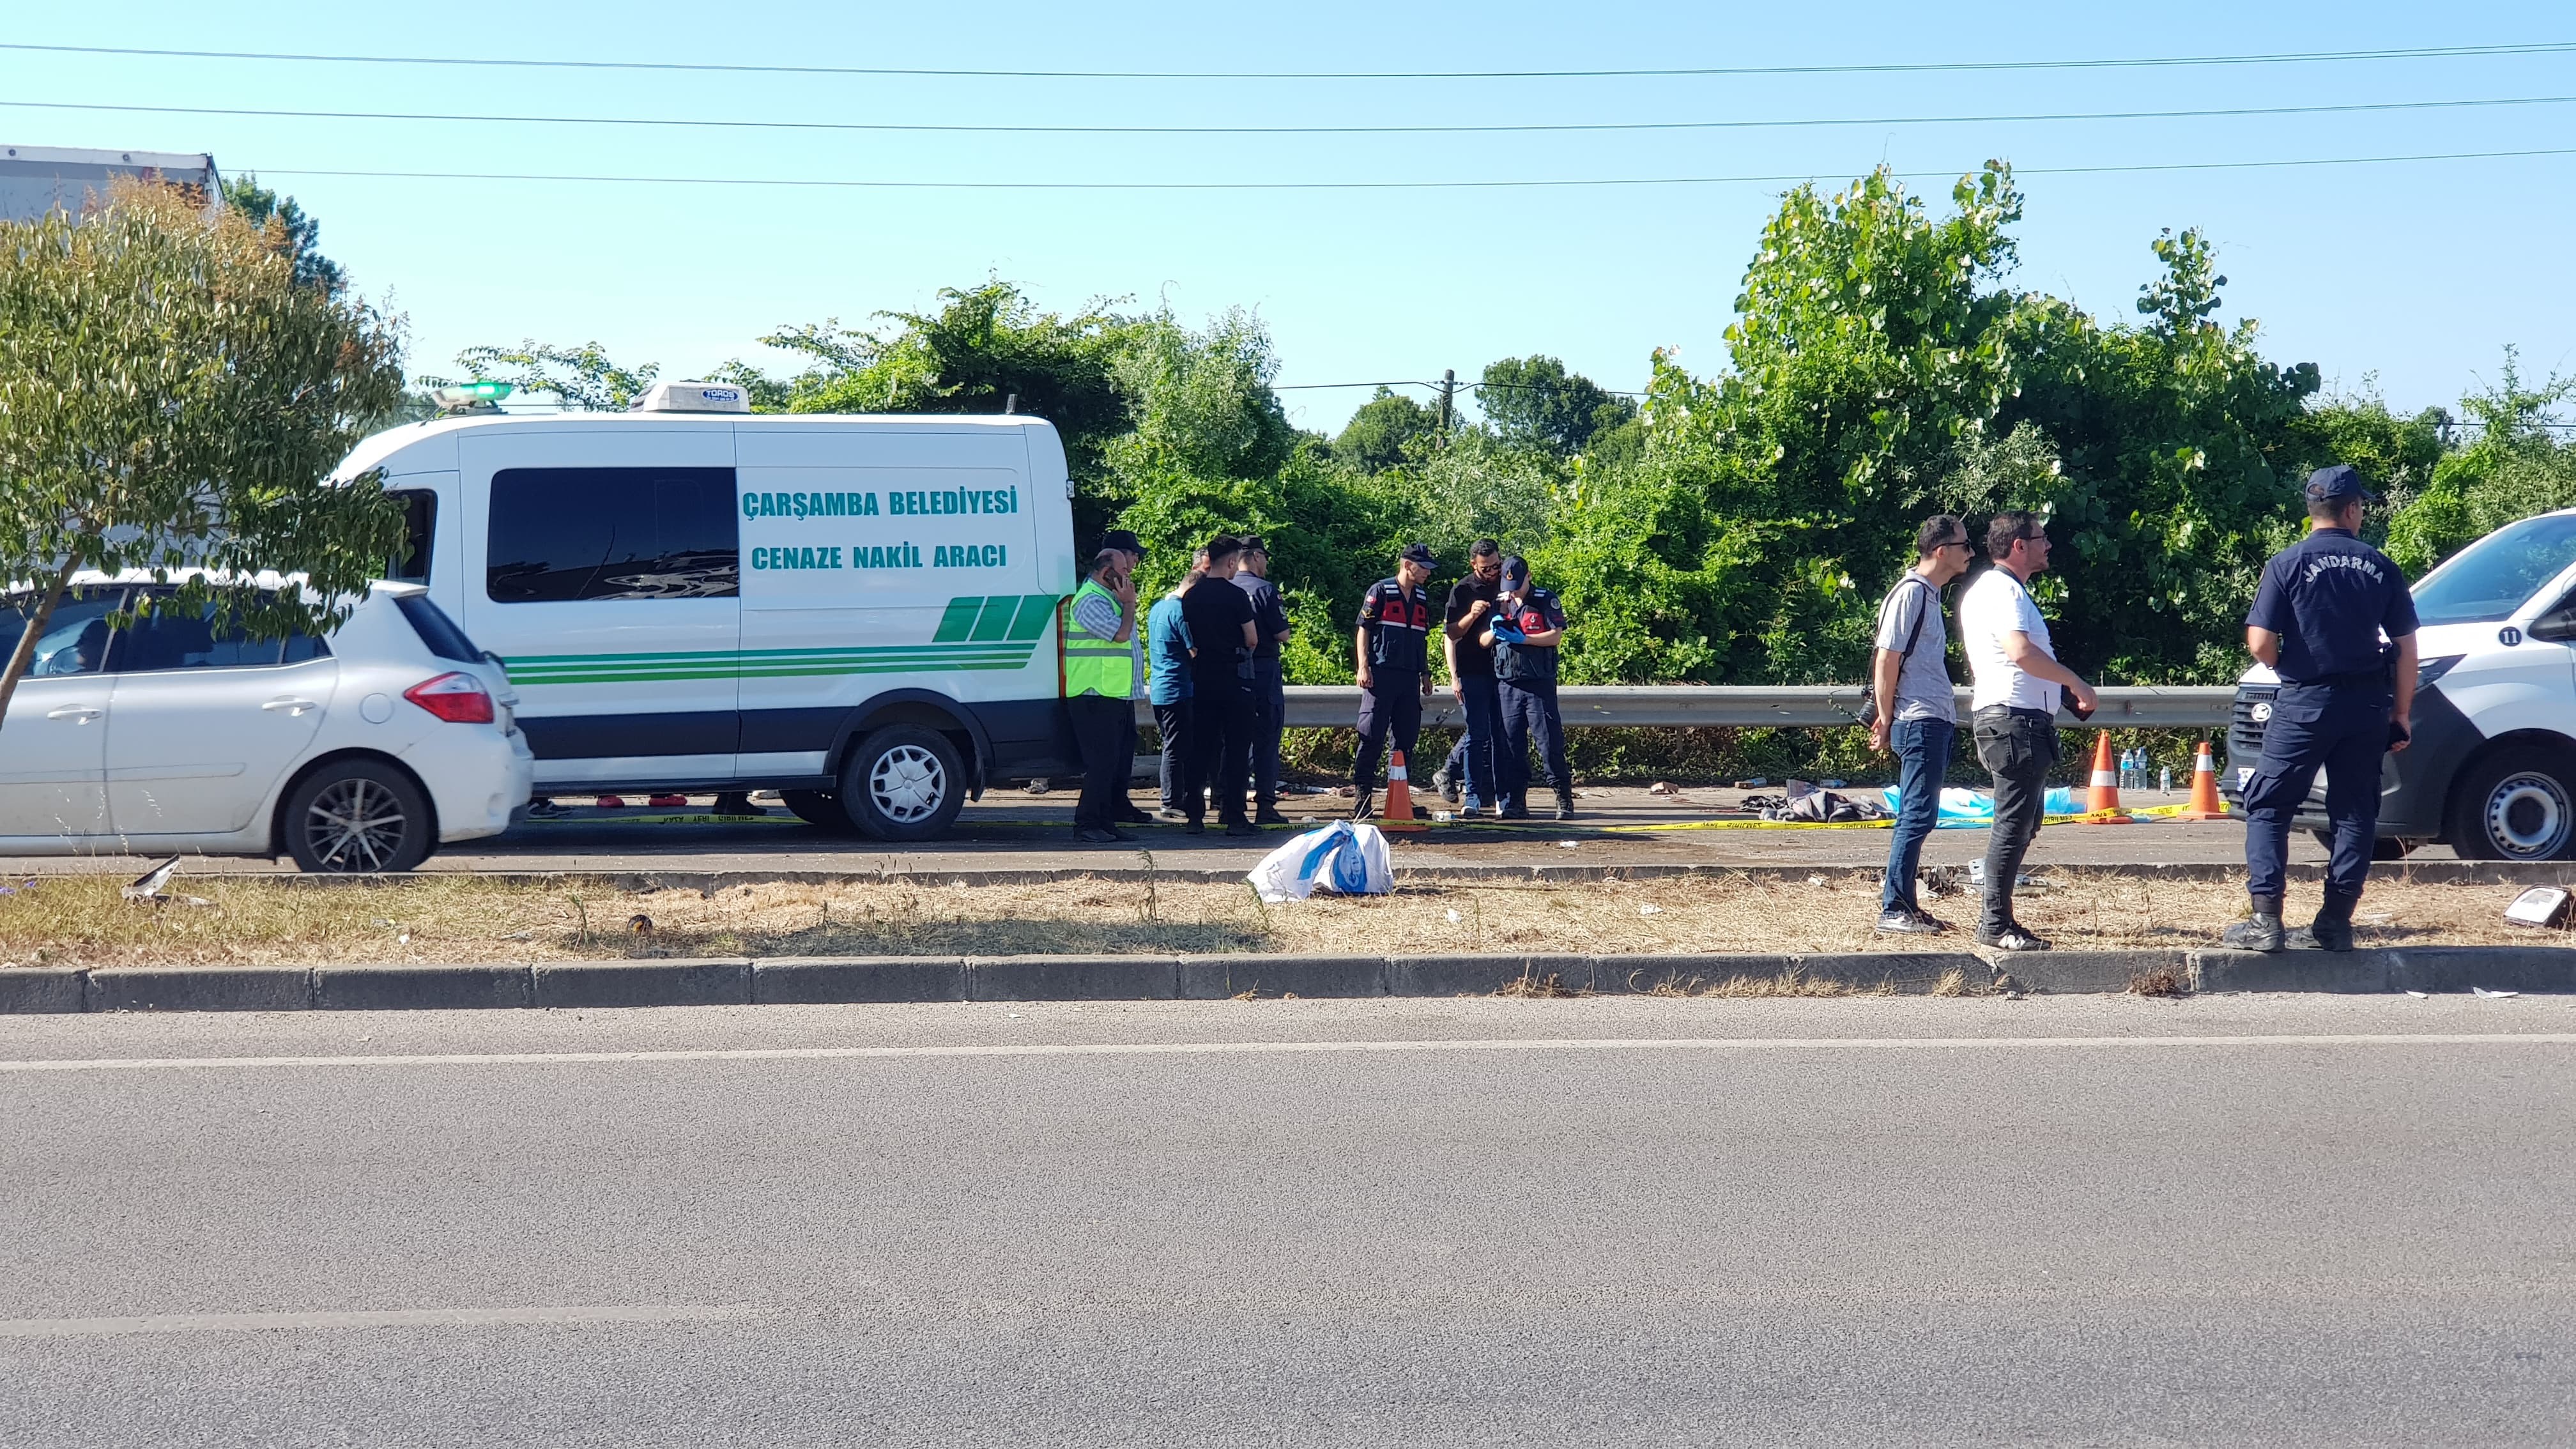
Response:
[2159,765,2173,793]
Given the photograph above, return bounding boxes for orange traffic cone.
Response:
[2079,732,2131,822]
[1380,748,1427,832]
[2175,740,2229,820]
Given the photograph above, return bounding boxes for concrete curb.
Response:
[755,957,967,1004]
[2189,946,2576,995]
[315,964,533,1012]
[969,954,1180,1002]
[532,958,752,1009]
[0,967,88,1014]
[6,944,2570,1013]
[1181,954,1386,999]
[85,967,312,1013]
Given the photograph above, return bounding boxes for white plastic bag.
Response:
[1247,820,1393,903]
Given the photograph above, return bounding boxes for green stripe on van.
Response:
[500,595,1068,687]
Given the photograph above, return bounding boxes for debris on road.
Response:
[1647,781,1680,796]
[120,857,210,907]
[2473,986,2521,999]
[628,914,655,935]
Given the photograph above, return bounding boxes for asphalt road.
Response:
[0,785,2366,877]
[3,995,2571,1446]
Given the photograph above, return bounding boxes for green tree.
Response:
[2383,356,2576,574]
[428,340,659,411]
[1330,387,1436,473]
[1476,355,1636,457]
[0,180,409,724]
[218,172,346,294]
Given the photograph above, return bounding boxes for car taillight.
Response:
[403,671,495,724]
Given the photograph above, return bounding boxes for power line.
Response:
[13,91,2576,139]
[243,144,2576,193]
[4,38,2573,82]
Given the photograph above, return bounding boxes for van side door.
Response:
[460,429,741,789]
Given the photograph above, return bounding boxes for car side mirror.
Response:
[2531,606,2576,643]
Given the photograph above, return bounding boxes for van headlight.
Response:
[2417,655,2464,691]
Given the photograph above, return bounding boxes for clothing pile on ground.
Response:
[1751,780,1893,823]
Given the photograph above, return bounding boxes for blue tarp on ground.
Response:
[1882,785,2080,827]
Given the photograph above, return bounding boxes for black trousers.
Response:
[1153,699,1192,811]
[1972,706,2058,936]
[1067,693,1135,831]
[1184,675,1253,826]
[1353,676,1424,794]
[1248,658,1285,809]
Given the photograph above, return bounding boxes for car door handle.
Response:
[262,698,321,716]
[45,705,103,722]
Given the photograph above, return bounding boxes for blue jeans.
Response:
[1880,717,1955,914]
[1452,674,1502,807]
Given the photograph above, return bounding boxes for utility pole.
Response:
[1436,369,1455,440]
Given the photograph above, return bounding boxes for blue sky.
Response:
[6,3,2573,431]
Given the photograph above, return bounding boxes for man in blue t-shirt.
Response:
[1146,547,1205,820]
[2226,464,2420,953]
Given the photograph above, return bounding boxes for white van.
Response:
[2222,507,2576,860]
[330,386,1079,840]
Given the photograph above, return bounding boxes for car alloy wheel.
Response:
[303,777,411,871]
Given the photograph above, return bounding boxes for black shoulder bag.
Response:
[1857,576,1937,730]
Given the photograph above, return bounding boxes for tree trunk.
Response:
[0,564,77,737]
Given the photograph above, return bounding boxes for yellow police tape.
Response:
[1597,802,2194,833]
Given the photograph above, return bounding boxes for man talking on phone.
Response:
[1064,532,1144,843]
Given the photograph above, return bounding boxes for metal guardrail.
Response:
[1141,685,2234,730]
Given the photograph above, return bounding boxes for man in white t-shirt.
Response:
[1957,510,2098,952]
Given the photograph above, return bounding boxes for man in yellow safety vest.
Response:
[1064,530,1145,843]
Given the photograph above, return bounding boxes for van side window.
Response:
[486,467,740,603]
[388,490,436,583]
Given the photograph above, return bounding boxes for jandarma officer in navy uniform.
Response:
[1351,543,1438,818]
[2225,464,2420,953]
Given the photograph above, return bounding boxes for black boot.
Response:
[2290,893,2359,952]
[1554,789,1576,822]
[1350,790,1376,821]
[2220,894,2285,953]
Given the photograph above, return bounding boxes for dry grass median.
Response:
[0,868,2565,970]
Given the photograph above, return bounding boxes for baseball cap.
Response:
[2304,464,2380,505]
[1098,529,1147,557]
[1399,543,1436,566]
[1238,534,1267,554]
[1499,555,1530,589]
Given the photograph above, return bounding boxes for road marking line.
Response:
[0,1305,752,1338]
[3,1032,2573,1073]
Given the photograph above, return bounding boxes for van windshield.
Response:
[2411,514,2576,627]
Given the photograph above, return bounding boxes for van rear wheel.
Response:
[2448,746,2576,861]
[839,726,967,841]
[779,789,856,832]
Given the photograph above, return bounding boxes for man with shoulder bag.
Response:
[1866,515,1975,933]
